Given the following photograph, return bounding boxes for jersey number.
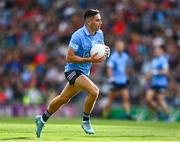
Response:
[83,50,90,57]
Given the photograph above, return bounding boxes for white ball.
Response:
[90,44,106,58]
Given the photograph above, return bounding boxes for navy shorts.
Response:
[64,70,84,85]
[110,82,128,91]
[151,86,167,94]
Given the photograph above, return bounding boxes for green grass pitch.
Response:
[0,117,180,142]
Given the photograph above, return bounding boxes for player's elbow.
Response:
[161,69,169,75]
[66,48,75,63]
[66,55,73,63]
[165,69,170,75]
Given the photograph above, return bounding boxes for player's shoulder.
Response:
[160,55,169,63]
[158,54,167,60]
[123,51,129,58]
[109,51,118,59]
[71,27,84,37]
[97,29,103,34]
[96,29,103,36]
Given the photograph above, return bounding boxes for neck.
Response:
[118,51,123,54]
[86,25,96,35]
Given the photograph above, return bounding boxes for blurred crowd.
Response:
[0,0,179,108]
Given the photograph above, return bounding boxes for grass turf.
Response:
[0,117,180,142]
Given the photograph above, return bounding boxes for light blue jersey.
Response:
[64,25,104,75]
[150,55,169,88]
[107,51,130,84]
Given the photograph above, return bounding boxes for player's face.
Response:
[115,41,125,52]
[154,47,163,57]
[90,14,102,31]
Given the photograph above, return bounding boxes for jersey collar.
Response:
[83,25,91,36]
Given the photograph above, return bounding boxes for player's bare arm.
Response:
[159,68,169,75]
[66,48,107,63]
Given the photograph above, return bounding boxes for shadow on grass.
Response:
[0,137,32,140]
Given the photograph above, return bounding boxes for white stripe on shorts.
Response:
[67,71,76,80]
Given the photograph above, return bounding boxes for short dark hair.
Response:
[84,9,99,19]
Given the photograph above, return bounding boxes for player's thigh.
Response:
[59,83,80,99]
[74,74,98,95]
[119,89,129,100]
[146,89,155,101]
[108,90,117,100]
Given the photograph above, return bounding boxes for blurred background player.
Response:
[103,40,132,120]
[145,46,172,122]
[35,9,110,138]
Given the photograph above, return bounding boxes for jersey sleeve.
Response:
[68,33,81,52]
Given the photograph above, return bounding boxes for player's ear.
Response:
[86,17,92,25]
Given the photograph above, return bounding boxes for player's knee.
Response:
[123,93,129,101]
[90,87,99,98]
